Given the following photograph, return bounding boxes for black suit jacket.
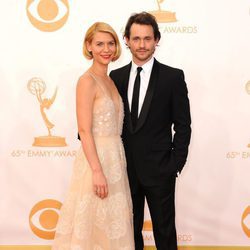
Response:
[110,59,191,186]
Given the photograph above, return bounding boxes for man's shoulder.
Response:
[110,63,131,74]
[156,59,183,75]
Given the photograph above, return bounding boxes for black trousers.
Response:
[130,174,177,250]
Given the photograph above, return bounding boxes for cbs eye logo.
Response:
[143,220,153,231]
[242,206,250,238]
[29,199,62,239]
[26,0,69,32]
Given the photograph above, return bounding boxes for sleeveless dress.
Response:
[52,72,134,250]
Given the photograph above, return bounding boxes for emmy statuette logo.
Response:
[149,0,177,23]
[246,80,250,147]
[27,77,67,147]
[26,0,69,32]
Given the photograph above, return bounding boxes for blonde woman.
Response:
[52,22,134,250]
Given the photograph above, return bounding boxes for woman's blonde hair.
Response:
[83,22,121,61]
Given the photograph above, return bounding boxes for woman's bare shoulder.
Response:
[77,71,96,90]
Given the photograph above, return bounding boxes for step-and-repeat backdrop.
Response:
[1,0,250,249]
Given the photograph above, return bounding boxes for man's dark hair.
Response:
[124,11,161,41]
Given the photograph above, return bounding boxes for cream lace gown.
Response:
[52,73,134,250]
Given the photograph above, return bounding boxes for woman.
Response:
[52,22,134,249]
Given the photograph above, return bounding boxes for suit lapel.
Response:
[120,63,134,132]
[134,59,159,133]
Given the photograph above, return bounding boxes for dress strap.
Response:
[88,72,108,97]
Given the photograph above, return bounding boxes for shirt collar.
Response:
[131,57,155,74]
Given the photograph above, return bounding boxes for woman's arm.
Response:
[76,74,108,199]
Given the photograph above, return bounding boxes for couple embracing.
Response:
[53,11,191,250]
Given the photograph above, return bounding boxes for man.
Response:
[110,12,191,250]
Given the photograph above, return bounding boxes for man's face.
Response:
[126,23,159,65]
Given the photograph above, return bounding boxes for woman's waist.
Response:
[93,134,122,141]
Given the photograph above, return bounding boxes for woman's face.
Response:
[87,31,116,65]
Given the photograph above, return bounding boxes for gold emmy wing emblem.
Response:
[246,80,250,147]
[149,0,177,23]
[29,199,62,239]
[26,0,69,32]
[27,77,67,147]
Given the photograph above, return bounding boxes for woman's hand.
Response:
[92,169,108,199]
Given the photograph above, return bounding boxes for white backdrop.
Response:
[1,0,250,249]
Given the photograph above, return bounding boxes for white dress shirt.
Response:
[127,57,154,116]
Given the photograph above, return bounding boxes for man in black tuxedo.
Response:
[110,12,191,250]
